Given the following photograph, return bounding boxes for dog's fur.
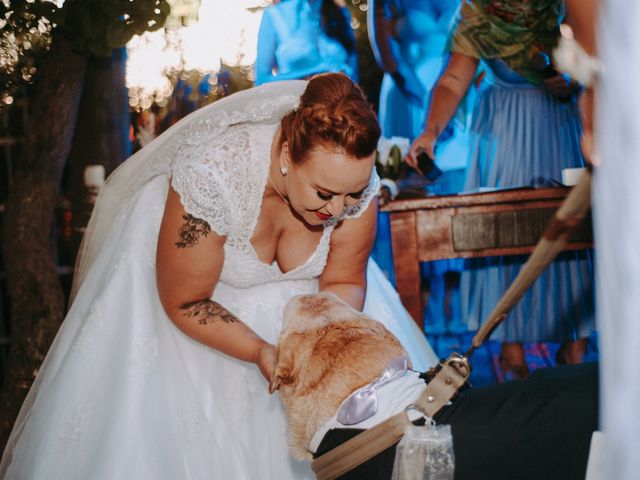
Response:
[270,292,407,460]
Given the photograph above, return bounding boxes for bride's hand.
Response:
[256,343,276,383]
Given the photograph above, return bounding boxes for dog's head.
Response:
[270,292,407,460]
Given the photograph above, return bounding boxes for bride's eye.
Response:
[348,189,366,200]
[317,191,333,201]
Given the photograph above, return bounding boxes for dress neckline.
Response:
[246,122,333,276]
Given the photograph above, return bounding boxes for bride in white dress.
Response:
[0,73,437,479]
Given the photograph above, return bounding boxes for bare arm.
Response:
[320,199,378,310]
[407,52,479,166]
[319,200,377,310]
[156,186,275,380]
[565,0,599,163]
[565,0,598,56]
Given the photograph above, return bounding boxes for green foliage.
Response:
[0,0,171,106]
[0,1,58,105]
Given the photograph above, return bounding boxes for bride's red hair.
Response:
[279,73,380,163]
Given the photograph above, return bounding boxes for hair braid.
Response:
[279,73,380,164]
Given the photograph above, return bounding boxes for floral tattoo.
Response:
[175,214,211,248]
[179,300,238,325]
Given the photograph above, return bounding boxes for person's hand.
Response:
[542,74,580,99]
[256,343,276,383]
[405,130,437,172]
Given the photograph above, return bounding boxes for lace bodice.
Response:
[171,122,380,288]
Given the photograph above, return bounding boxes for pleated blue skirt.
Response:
[461,63,595,342]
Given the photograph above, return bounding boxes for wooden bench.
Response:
[380,187,593,329]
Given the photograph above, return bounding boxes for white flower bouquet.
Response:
[376,136,410,204]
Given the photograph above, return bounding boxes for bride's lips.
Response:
[315,211,332,221]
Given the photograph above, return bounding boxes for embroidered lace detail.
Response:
[224,370,251,425]
[57,407,89,453]
[325,169,380,227]
[175,400,203,442]
[72,299,105,353]
[129,335,160,381]
[171,123,272,239]
[111,231,157,276]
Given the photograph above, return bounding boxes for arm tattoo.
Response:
[179,299,239,325]
[175,214,211,248]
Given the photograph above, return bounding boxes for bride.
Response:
[0,73,437,479]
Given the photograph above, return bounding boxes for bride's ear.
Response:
[280,142,292,175]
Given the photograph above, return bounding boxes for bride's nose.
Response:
[326,196,346,216]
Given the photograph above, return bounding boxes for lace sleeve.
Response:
[171,161,231,237]
[341,169,380,220]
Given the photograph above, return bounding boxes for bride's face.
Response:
[283,145,375,226]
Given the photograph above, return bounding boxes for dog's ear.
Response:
[269,364,294,394]
[269,374,282,394]
[268,340,298,394]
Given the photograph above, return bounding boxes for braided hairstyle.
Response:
[279,73,380,164]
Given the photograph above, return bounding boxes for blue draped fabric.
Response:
[460,59,596,342]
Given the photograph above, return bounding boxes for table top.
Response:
[380,187,573,213]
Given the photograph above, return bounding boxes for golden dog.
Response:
[269,292,407,460]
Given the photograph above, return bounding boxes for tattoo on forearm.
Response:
[175,214,211,248]
[428,126,441,137]
[179,299,239,325]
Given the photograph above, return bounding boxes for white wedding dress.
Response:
[0,82,437,480]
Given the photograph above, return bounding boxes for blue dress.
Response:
[255,0,357,84]
[372,0,469,333]
[460,59,595,342]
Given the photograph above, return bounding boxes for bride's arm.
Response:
[156,186,275,380]
[319,200,377,310]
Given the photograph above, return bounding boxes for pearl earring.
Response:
[280,167,287,176]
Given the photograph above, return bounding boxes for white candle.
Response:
[561,167,586,187]
[84,165,106,188]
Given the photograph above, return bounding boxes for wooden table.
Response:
[380,187,593,328]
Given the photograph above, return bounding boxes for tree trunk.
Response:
[0,34,87,450]
[66,47,131,263]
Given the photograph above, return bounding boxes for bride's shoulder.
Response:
[169,122,253,172]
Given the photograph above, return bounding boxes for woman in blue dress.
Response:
[408,0,595,378]
[256,0,358,85]
[368,0,470,333]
